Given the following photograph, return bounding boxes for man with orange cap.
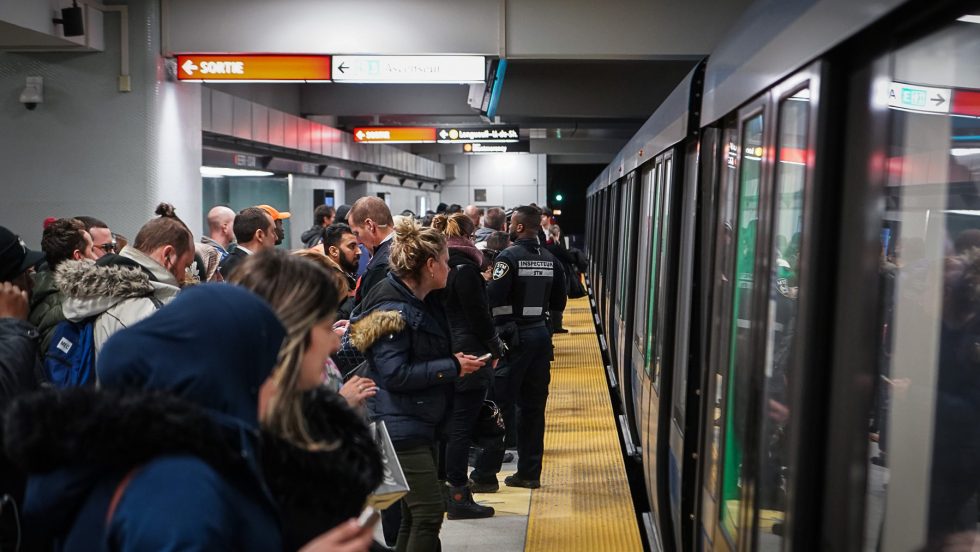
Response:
[257,204,291,246]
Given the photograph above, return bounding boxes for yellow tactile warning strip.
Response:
[525,297,644,552]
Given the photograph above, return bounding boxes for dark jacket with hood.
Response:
[261,389,383,551]
[28,268,66,353]
[3,284,286,551]
[354,237,393,309]
[350,273,459,449]
[445,238,502,392]
[301,226,324,249]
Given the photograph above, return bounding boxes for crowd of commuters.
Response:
[0,197,583,551]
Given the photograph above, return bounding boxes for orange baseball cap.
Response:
[257,204,291,220]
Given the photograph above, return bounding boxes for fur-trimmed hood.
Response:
[56,250,175,321]
[349,310,406,352]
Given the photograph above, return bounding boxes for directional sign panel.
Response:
[887,82,951,114]
[332,56,485,83]
[462,142,530,154]
[176,54,332,82]
[352,127,437,144]
[438,126,520,143]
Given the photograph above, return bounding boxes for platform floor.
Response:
[442,297,643,552]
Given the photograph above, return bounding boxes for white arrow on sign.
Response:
[356,130,366,140]
[439,130,449,139]
[182,59,198,76]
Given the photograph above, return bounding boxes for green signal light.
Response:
[555,193,564,202]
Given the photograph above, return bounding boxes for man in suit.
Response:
[348,197,395,309]
[217,207,277,280]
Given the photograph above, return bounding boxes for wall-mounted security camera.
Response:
[53,1,85,37]
[19,77,43,110]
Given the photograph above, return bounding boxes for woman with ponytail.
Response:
[349,217,486,552]
[430,213,502,519]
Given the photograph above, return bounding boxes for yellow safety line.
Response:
[525,297,644,552]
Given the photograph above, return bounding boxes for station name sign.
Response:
[438,126,519,143]
[332,55,485,83]
[463,142,530,154]
[176,54,332,82]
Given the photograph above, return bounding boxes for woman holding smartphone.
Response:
[350,218,485,551]
[431,213,504,520]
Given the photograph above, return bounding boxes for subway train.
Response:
[583,0,979,551]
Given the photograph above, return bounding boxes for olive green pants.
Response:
[395,445,445,552]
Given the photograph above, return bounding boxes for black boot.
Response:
[447,486,495,520]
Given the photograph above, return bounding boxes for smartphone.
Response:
[357,506,380,528]
[476,353,493,362]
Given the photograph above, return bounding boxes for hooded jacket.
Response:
[3,284,287,551]
[445,240,502,392]
[351,273,459,448]
[28,269,66,353]
[58,247,181,360]
[261,389,383,551]
[301,226,324,248]
[473,226,496,244]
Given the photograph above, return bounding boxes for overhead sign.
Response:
[462,142,530,154]
[353,127,437,144]
[332,55,485,83]
[438,126,519,143]
[176,54,332,82]
[887,82,951,114]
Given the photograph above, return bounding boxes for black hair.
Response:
[322,223,354,251]
[72,216,108,232]
[234,207,272,244]
[314,205,335,226]
[41,218,87,268]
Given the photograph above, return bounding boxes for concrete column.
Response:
[0,0,202,246]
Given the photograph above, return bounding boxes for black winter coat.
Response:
[353,274,459,449]
[0,318,41,411]
[445,247,502,391]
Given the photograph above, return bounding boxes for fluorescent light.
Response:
[200,166,274,177]
[944,210,980,216]
[957,15,980,24]
[951,148,980,157]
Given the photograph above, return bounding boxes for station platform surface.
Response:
[442,296,643,552]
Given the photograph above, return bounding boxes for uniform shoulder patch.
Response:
[492,261,510,280]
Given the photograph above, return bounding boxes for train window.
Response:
[646,160,666,378]
[654,156,675,389]
[864,17,980,551]
[635,165,656,354]
[756,86,812,550]
[720,111,765,543]
[618,178,633,311]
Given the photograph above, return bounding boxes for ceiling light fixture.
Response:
[200,166,274,178]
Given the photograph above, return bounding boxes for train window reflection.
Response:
[721,111,765,542]
[757,87,811,550]
[647,161,665,378]
[865,16,980,551]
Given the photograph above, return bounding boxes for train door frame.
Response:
[616,170,644,447]
[604,181,622,353]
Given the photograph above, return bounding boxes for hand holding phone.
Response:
[476,353,493,362]
[357,506,380,528]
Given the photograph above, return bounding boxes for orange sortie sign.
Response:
[175,54,332,81]
[352,127,437,143]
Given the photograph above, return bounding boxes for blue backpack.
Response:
[44,295,163,388]
[44,317,97,388]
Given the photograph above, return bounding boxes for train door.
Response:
[595,188,608,325]
[616,171,643,447]
[699,61,826,551]
[826,11,980,551]
[604,181,622,349]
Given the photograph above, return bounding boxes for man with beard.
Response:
[321,223,361,320]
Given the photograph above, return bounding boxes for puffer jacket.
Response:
[57,247,180,361]
[350,273,459,449]
[28,269,66,353]
[445,243,502,392]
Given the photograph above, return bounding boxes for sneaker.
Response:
[447,486,495,520]
[468,476,499,493]
[504,474,540,489]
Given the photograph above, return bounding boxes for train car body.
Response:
[585,0,979,550]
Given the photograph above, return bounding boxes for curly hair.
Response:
[388,217,446,279]
[41,218,87,268]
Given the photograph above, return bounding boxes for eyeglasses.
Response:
[94,242,117,254]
